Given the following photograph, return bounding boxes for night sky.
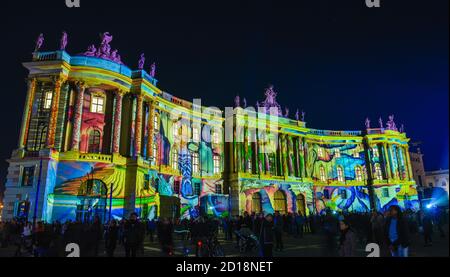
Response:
[0,0,448,195]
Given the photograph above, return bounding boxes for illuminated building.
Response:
[1,33,419,222]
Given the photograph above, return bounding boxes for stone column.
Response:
[135,94,144,156]
[18,78,37,149]
[383,143,392,180]
[71,82,86,151]
[112,90,124,154]
[404,146,413,181]
[47,75,66,148]
[147,100,155,159]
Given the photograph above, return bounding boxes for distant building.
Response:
[425,169,449,194]
[410,148,426,188]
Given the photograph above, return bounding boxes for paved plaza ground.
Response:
[1,225,448,257]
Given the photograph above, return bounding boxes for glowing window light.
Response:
[44,91,53,109]
[172,149,178,170]
[213,155,220,174]
[355,166,363,181]
[375,163,383,180]
[90,95,104,113]
[337,166,344,182]
[335,148,341,158]
[319,166,327,182]
[192,152,199,174]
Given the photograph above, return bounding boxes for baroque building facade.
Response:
[1,33,419,223]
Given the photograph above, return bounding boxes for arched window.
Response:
[252,192,262,214]
[319,165,327,182]
[318,147,324,158]
[337,166,344,182]
[355,166,363,181]
[297,194,306,216]
[334,148,341,158]
[215,183,222,194]
[375,163,383,180]
[88,129,101,153]
[172,149,178,170]
[274,190,287,214]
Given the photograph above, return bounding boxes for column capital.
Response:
[51,74,68,85]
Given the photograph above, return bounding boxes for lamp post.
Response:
[109,182,114,222]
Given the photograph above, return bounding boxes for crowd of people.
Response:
[0,206,447,257]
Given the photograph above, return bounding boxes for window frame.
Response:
[43,91,53,110]
[90,95,105,114]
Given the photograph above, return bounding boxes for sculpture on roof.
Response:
[378,117,383,129]
[399,124,405,133]
[243,98,247,108]
[81,32,123,64]
[138,53,145,70]
[284,107,289,118]
[386,115,398,131]
[301,110,305,122]
[60,31,68,51]
[295,109,299,121]
[150,62,156,77]
[259,85,282,116]
[234,95,240,108]
[365,117,371,129]
[35,33,44,52]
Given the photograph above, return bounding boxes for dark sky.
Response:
[0,0,448,194]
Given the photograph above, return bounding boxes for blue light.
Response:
[426,204,432,209]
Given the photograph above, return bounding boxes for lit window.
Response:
[213,155,220,174]
[215,183,222,194]
[375,163,383,180]
[88,129,101,153]
[247,159,252,172]
[353,149,360,158]
[152,143,158,159]
[173,123,180,136]
[192,152,199,174]
[337,166,344,182]
[355,166,363,181]
[192,126,200,142]
[382,188,390,198]
[318,147,324,158]
[44,91,53,109]
[153,115,159,131]
[194,182,201,196]
[319,166,327,182]
[90,96,104,113]
[335,148,341,158]
[172,149,178,170]
[373,147,379,158]
[212,130,220,144]
[21,166,35,187]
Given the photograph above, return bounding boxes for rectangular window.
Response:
[212,130,220,144]
[143,174,150,190]
[152,143,158,159]
[173,180,180,194]
[192,126,200,142]
[192,152,199,174]
[91,96,104,113]
[213,155,220,174]
[382,188,390,198]
[44,91,53,110]
[335,148,341,158]
[21,166,35,187]
[215,183,222,194]
[172,150,178,170]
[340,189,347,199]
[194,182,201,196]
[373,147,379,158]
[153,115,159,131]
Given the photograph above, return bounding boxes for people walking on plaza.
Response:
[259,214,274,257]
[421,211,434,247]
[322,210,338,257]
[123,213,144,257]
[338,219,356,257]
[384,205,410,257]
[147,219,157,242]
[294,213,304,238]
[157,217,174,256]
[105,219,118,257]
[274,211,284,251]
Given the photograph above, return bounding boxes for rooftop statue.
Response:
[365,117,371,129]
[295,109,299,121]
[60,31,68,51]
[284,107,289,118]
[243,98,247,108]
[35,33,44,52]
[259,85,282,116]
[386,114,398,131]
[138,53,145,70]
[150,62,156,77]
[301,110,305,121]
[81,32,123,64]
[399,124,405,133]
[378,117,383,129]
[234,95,240,108]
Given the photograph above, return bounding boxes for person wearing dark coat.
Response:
[123,213,144,257]
[338,220,356,257]
[274,212,284,251]
[105,220,118,257]
[384,205,410,257]
[259,214,275,257]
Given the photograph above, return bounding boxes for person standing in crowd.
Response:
[323,210,338,257]
[294,213,304,238]
[421,211,434,247]
[157,218,174,256]
[273,211,284,251]
[338,219,356,257]
[384,205,410,257]
[105,220,118,257]
[147,218,157,243]
[123,213,143,257]
[89,216,103,257]
[370,211,385,245]
[22,222,33,255]
[259,214,274,257]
